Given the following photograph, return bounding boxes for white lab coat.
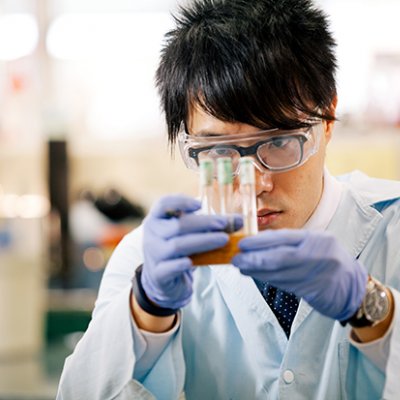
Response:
[57,171,400,399]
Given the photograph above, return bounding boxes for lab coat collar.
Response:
[302,168,343,231]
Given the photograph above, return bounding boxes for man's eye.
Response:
[208,147,236,158]
[269,137,290,149]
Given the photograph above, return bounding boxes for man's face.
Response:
[187,105,335,230]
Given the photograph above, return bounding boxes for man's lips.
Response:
[257,208,282,226]
[257,208,281,217]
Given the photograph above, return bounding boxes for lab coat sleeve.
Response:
[134,315,180,381]
[56,227,186,400]
[383,288,400,399]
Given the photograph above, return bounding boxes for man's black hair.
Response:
[155,0,337,146]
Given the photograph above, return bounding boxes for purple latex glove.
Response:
[142,194,241,310]
[232,229,368,321]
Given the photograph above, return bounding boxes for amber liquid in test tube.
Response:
[240,157,258,235]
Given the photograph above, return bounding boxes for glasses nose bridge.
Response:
[238,141,260,157]
[237,141,267,171]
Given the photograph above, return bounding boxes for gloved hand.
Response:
[142,194,242,310]
[232,229,368,321]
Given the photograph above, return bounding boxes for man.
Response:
[57,0,400,399]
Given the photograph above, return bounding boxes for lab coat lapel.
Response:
[326,184,382,261]
[210,264,288,362]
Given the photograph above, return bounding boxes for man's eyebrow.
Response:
[189,128,289,138]
[189,131,227,137]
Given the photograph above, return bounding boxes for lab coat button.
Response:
[283,369,295,384]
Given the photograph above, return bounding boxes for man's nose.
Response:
[255,167,274,195]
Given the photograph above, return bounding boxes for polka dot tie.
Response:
[254,279,299,337]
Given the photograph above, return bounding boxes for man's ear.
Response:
[324,95,338,142]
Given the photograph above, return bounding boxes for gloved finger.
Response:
[163,231,229,259]
[145,265,194,308]
[232,246,301,271]
[149,195,201,218]
[153,258,194,282]
[148,214,232,239]
[238,229,305,251]
[233,247,329,295]
[226,214,244,232]
[152,272,194,309]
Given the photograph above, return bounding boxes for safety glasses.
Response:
[178,122,323,177]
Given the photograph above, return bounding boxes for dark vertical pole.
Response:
[48,140,71,288]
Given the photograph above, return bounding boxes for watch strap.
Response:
[340,308,373,328]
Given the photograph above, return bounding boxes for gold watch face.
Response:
[364,286,389,322]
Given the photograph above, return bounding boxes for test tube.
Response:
[217,157,234,232]
[240,157,258,235]
[199,158,214,215]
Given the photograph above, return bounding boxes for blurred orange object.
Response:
[98,225,130,249]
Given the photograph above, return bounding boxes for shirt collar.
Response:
[302,168,343,231]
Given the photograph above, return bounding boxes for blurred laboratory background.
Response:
[0,0,399,398]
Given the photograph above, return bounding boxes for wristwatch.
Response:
[344,276,391,328]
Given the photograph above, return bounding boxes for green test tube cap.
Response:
[217,157,233,185]
[200,158,214,186]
